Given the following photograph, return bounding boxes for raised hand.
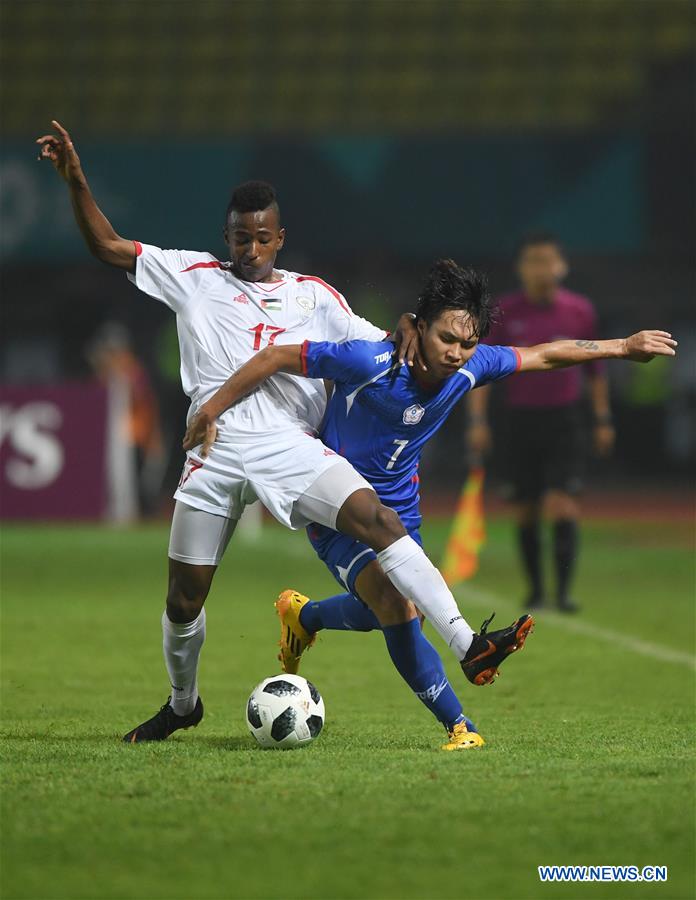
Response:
[623,330,677,363]
[36,120,83,183]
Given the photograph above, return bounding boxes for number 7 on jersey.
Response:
[386,439,409,470]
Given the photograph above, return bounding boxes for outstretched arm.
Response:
[516,331,677,371]
[36,120,135,271]
[183,344,303,455]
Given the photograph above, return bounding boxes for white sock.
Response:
[162,608,206,716]
[377,536,474,660]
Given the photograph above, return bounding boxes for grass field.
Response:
[1,516,694,900]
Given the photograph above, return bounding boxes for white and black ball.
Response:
[245,674,325,749]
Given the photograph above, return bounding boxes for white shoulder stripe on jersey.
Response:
[457,367,476,388]
[345,363,400,415]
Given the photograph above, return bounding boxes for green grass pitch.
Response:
[1,516,694,900]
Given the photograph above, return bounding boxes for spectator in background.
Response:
[467,234,614,612]
[87,322,165,517]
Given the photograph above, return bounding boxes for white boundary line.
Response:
[455,584,696,672]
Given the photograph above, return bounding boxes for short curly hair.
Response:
[415,259,493,339]
[225,180,280,224]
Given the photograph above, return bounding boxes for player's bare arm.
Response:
[516,330,677,371]
[183,344,303,455]
[184,315,419,456]
[36,120,136,272]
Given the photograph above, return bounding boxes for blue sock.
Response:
[382,618,471,731]
[299,593,380,633]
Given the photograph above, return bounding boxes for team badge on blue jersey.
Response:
[402,404,425,425]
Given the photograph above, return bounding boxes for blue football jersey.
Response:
[302,339,520,529]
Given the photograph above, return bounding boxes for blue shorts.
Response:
[306,523,423,598]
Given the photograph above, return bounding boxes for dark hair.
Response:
[516,230,565,258]
[226,180,279,223]
[415,259,492,339]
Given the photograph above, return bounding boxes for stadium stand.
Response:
[3,0,694,135]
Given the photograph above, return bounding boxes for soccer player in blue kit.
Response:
[185,259,676,749]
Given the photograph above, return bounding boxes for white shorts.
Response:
[173,431,373,532]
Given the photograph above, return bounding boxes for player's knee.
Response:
[545,491,579,520]
[166,567,210,623]
[373,504,407,545]
[166,585,206,623]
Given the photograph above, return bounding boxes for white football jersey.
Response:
[127,243,387,437]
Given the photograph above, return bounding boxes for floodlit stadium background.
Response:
[1,0,694,519]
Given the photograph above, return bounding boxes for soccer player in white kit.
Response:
[38,121,489,745]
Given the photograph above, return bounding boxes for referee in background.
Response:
[468,233,614,613]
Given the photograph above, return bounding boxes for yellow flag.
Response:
[442,466,486,586]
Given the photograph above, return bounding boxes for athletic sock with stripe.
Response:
[382,618,465,730]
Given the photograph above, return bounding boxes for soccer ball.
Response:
[245,674,325,749]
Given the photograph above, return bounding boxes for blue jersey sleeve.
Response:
[469,344,521,386]
[301,340,395,386]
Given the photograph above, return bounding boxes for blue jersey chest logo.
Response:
[402,403,426,425]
